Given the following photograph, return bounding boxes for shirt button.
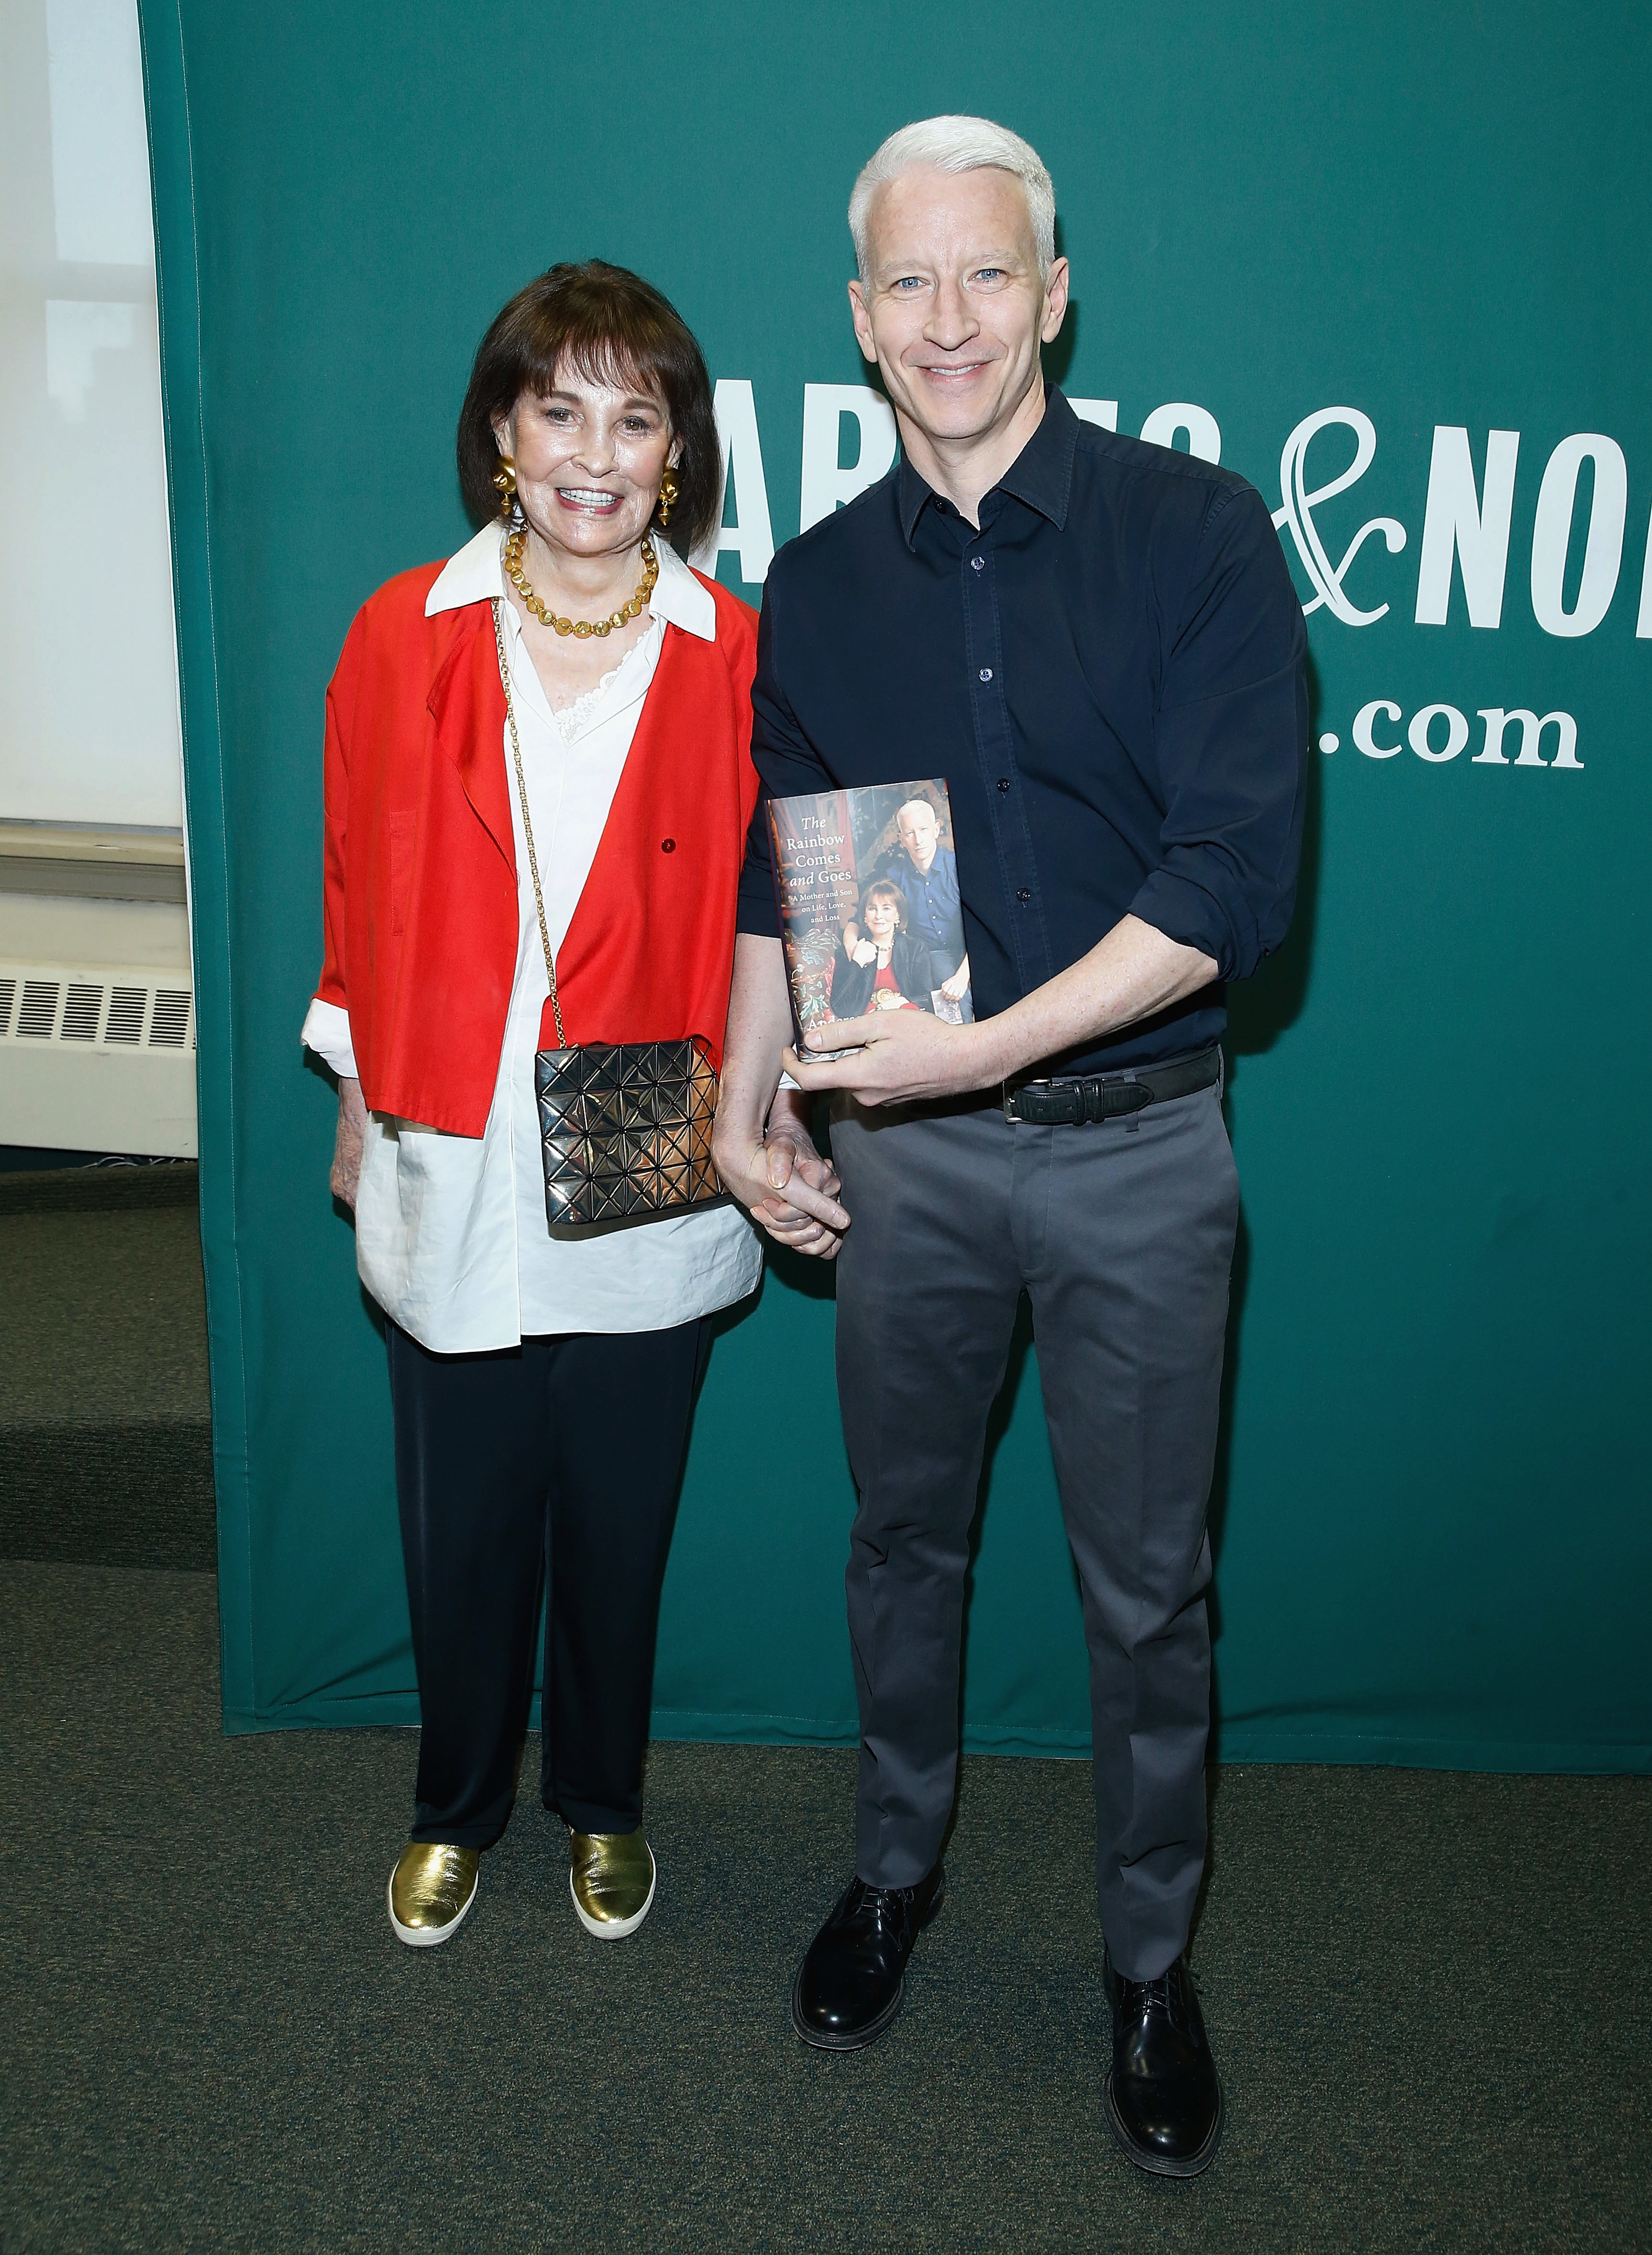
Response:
[979,668,993,682]
[971,556,985,571]
[997,778,1010,793]
[1017,887,1031,903]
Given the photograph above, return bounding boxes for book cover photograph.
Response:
[767,779,974,1045]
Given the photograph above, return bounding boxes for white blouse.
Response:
[301,521,762,1354]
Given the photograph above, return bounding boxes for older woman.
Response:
[830,879,934,1019]
[301,261,774,1949]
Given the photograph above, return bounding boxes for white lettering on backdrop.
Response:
[1140,401,1222,462]
[689,378,774,583]
[798,384,898,533]
[1271,408,1408,626]
[702,387,1227,565]
[1414,427,1520,628]
[1342,699,1580,768]
[695,386,1647,768]
[1474,708,1582,767]
[1528,433,1627,638]
[1350,700,1403,757]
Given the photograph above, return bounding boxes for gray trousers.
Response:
[829,1072,1238,1981]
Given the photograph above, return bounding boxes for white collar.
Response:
[423,518,716,641]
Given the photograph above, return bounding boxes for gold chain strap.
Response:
[491,599,566,1049]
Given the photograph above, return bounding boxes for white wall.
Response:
[0,0,184,828]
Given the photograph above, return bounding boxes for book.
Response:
[767,779,974,1051]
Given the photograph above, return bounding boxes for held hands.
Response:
[786,1009,1006,1108]
[714,1120,850,1260]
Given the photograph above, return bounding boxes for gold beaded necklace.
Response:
[502,524,659,639]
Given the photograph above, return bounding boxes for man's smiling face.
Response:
[849,165,1065,452]
[897,802,940,873]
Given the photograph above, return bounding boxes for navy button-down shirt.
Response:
[736,388,1309,1075]
[887,845,964,979]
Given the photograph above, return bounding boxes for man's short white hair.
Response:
[849,116,1056,284]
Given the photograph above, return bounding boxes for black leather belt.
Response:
[1002,1043,1221,1125]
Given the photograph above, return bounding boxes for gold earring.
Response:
[657,468,679,528]
[493,455,518,517]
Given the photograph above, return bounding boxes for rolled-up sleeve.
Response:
[1129,485,1308,982]
[735,800,780,937]
[301,995,358,1081]
[735,582,838,939]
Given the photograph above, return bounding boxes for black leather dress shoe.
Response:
[1104,1951,1224,2177]
[791,1866,945,2050]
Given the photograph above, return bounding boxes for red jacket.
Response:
[316,559,760,1137]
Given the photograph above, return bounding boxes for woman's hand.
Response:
[330,1076,369,1210]
[713,1113,850,1260]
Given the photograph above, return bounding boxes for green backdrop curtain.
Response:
[140,0,1650,1768]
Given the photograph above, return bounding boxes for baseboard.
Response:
[1213,1727,1652,1776]
[214,1692,1651,1775]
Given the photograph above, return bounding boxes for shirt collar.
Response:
[897,384,1077,548]
[423,518,717,641]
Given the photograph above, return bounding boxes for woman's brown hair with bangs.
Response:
[455,261,722,556]
[860,879,908,928]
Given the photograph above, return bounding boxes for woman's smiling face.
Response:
[495,360,676,564]
[863,892,899,943]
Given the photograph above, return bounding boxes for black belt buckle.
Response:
[1004,1076,1149,1125]
[1004,1045,1217,1126]
[1004,1080,1080,1125]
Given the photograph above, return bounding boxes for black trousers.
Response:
[386,1316,705,1848]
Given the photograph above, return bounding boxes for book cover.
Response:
[767,779,974,1047]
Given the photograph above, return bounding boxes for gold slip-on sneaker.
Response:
[387,1842,479,1947]
[569,1830,656,1939]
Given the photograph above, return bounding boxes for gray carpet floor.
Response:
[0,1167,214,1570]
[3,1563,1647,2254]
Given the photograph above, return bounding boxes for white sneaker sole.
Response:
[386,1860,478,1948]
[569,1846,656,1940]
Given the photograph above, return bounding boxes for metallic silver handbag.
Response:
[493,600,722,1235]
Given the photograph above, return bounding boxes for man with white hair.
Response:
[714,116,1306,2178]
[889,798,967,1001]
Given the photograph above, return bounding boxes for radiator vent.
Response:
[62,983,104,1042]
[149,989,192,1047]
[106,985,148,1044]
[18,980,59,1038]
[0,963,195,1054]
